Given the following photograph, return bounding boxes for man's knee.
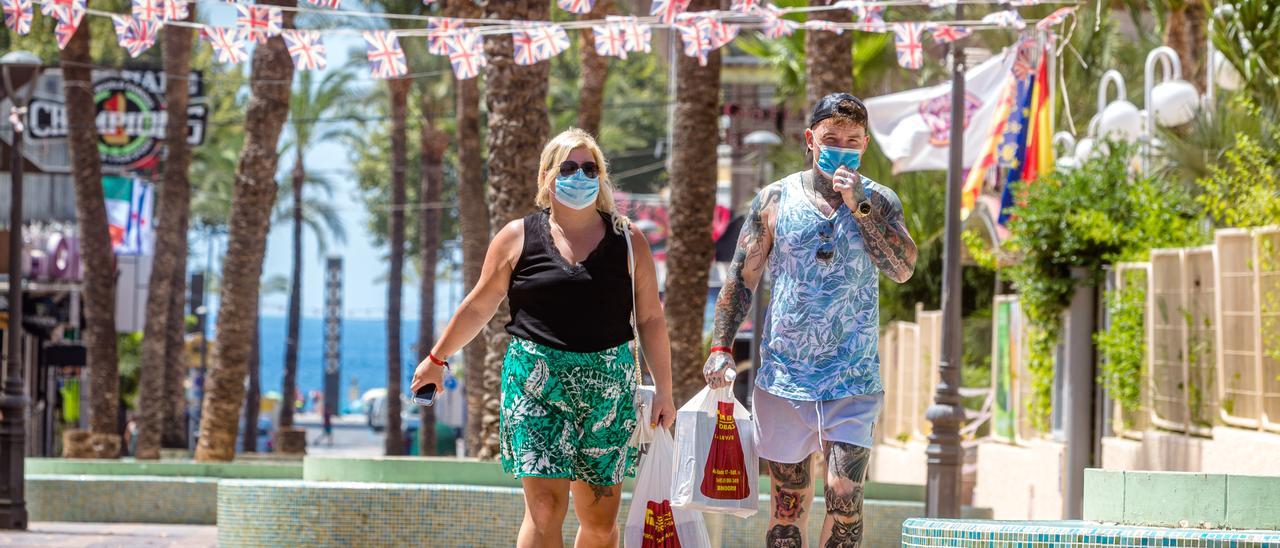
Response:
[768,456,812,490]
[824,442,869,519]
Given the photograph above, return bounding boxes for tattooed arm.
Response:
[703,182,782,388]
[832,166,917,283]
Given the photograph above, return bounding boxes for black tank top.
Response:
[505,210,634,353]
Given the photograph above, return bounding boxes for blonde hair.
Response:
[536,128,630,234]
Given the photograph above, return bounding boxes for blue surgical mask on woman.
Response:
[554,170,600,210]
[816,144,862,176]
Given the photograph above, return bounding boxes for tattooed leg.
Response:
[820,442,870,548]
[767,456,813,547]
[569,481,621,547]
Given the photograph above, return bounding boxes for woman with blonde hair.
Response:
[412,128,676,547]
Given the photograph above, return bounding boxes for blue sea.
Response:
[256,315,424,410]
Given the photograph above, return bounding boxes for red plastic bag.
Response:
[641,500,682,548]
[699,401,750,500]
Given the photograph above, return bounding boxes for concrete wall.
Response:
[972,439,1067,520]
[868,441,929,486]
[1101,427,1280,474]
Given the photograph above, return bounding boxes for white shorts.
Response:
[751,385,883,464]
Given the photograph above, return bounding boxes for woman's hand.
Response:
[650,388,676,429]
[410,357,447,395]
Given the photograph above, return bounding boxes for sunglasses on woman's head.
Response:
[559,160,600,179]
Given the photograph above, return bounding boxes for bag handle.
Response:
[624,220,642,387]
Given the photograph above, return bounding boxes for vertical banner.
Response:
[324,257,342,415]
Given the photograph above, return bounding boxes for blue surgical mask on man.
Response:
[554,170,600,210]
[816,144,862,176]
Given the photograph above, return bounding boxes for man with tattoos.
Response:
[704,93,917,547]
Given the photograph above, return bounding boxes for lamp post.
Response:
[0,50,43,531]
[925,3,966,518]
[1143,47,1198,175]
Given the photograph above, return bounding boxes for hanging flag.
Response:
[162,0,188,21]
[123,179,155,256]
[804,19,843,35]
[840,0,885,32]
[608,15,651,54]
[593,23,628,59]
[929,24,971,44]
[40,0,81,25]
[650,0,690,25]
[2,0,32,36]
[529,23,571,61]
[131,0,164,21]
[303,0,341,8]
[204,27,248,64]
[675,13,734,66]
[512,26,539,65]
[364,31,408,79]
[1020,44,1053,185]
[54,8,85,49]
[761,6,797,39]
[283,30,327,71]
[236,4,283,44]
[926,0,956,7]
[863,44,1019,173]
[1036,6,1076,31]
[447,29,486,80]
[892,22,925,70]
[982,10,1025,30]
[427,17,463,55]
[112,15,161,58]
[104,176,135,253]
[993,64,1035,224]
[730,0,762,13]
[556,0,594,15]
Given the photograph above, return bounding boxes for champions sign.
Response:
[24,68,208,171]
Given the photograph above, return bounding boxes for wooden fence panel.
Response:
[916,308,942,439]
[1148,247,1216,436]
[1257,227,1280,432]
[1215,229,1263,428]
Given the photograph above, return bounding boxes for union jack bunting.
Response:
[363,31,408,79]
[511,26,539,65]
[40,0,82,25]
[162,0,188,21]
[1011,38,1039,79]
[649,0,690,25]
[804,19,843,35]
[730,0,763,13]
[303,0,341,9]
[236,4,282,44]
[675,13,733,66]
[761,7,797,39]
[112,14,161,58]
[592,23,628,59]
[1036,6,1076,30]
[131,0,163,21]
[607,15,650,54]
[54,7,85,49]
[925,0,955,8]
[528,23,571,60]
[981,9,1025,29]
[840,0,886,32]
[203,27,248,64]
[446,29,486,80]
[283,30,327,71]
[2,0,32,36]
[426,17,463,55]
[556,0,593,15]
[929,24,971,44]
[892,22,925,70]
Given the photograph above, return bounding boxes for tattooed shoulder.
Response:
[865,181,904,220]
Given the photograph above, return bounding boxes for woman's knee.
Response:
[524,485,570,526]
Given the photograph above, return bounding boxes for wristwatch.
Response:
[853,199,872,218]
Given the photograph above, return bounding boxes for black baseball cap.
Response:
[809,92,869,129]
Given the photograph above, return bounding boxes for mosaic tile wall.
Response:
[217,480,989,547]
[26,474,218,525]
[902,518,1280,547]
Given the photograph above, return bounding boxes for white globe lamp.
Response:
[1097,70,1142,143]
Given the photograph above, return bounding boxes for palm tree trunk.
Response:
[385,77,412,456]
[243,313,261,453]
[665,0,722,404]
[1181,3,1207,92]
[1165,6,1192,89]
[477,0,552,460]
[161,268,188,449]
[195,0,296,462]
[577,0,613,137]
[417,89,447,457]
[60,25,121,454]
[447,0,490,458]
[805,0,854,109]
[279,159,304,430]
[136,16,197,459]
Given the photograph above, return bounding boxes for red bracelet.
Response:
[427,353,449,368]
[710,346,733,355]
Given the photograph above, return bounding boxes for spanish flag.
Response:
[1000,43,1054,225]
[961,74,1019,219]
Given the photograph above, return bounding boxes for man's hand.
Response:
[830,165,867,211]
[703,350,736,389]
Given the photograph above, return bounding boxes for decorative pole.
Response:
[323,257,342,419]
[925,5,966,518]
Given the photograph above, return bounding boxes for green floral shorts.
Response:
[500,336,640,485]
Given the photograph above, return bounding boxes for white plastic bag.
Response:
[670,386,759,518]
[624,427,712,548]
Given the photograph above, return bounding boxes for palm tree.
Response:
[60,24,122,457]
[195,0,297,462]
[135,9,198,460]
[577,0,614,136]
[476,0,553,459]
[382,76,413,456]
[805,0,853,107]
[444,0,491,458]
[244,274,290,453]
[277,69,356,438]
[664,0,724,402]
[418,85,449,456]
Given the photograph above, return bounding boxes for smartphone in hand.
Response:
[413,384,437,407]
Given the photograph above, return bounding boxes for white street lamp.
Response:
[1142,47,1198,174]
[1074,115,1101,162]
[1054,131,1079,171]
[1097,70,1142,143]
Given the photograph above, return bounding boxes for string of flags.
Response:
[2,0,1078,80]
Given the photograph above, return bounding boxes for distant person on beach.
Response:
[412,128,676,548]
